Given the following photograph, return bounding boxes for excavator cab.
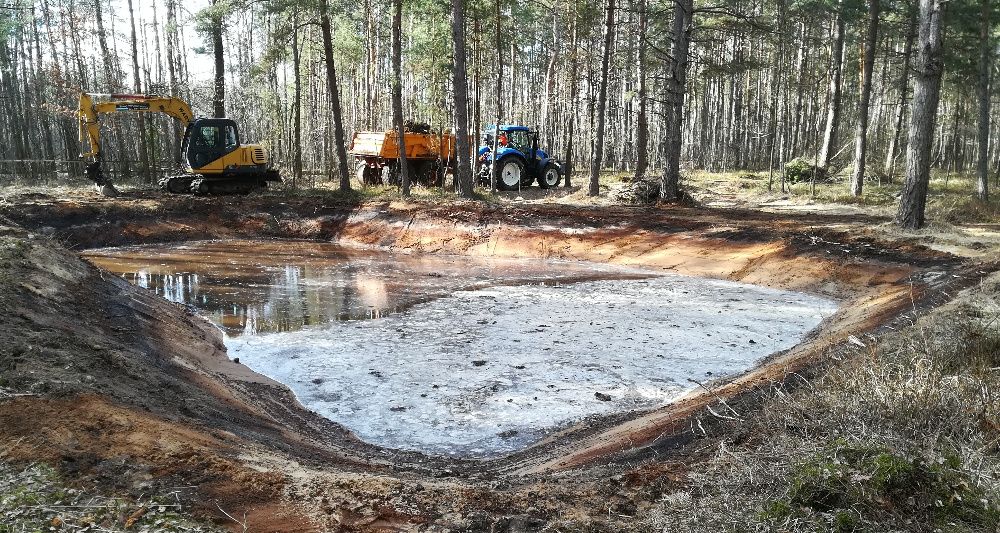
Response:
[183,119,241,169]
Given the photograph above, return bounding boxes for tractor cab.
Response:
[478,125,562,190]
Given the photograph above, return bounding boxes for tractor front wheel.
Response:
[495,156,526,191]
[537,163,561,189]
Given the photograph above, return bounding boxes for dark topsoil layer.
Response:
[0,188,991,531]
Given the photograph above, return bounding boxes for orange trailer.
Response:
[350,130,455,186]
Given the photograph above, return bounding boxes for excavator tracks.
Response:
[158,175,271,196]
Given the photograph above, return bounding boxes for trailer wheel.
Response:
[355,163,367,185]
[357,163,381,186]
[537,163,561,189]
[435,161,447,188]
[496,156,525,191]
[383,162,400,186]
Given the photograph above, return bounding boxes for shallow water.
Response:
[86,240,838,458]
[85,240,646,336]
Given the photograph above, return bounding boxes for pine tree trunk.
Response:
[884,15,916,179]
[127,0,152,183]
[589,0,615,196]
[897,0,946,230]
[660,0,693,201]
[392,0,410,197]
[633,0,649,180]
[767,0,786,191]
[292,13,303,188]
[210,1,225,118]
[976,0,991,201]
[166,0,182,166]
[849,0,880,196]
[491,0,502,191]
[819,2,845,170]
[790,22,808,158]
[451,0,474,198]
[564,1,578,188]
[319,0,352,190]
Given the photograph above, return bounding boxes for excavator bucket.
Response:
[83,159,119,197]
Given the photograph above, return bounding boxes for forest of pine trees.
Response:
[0,0,996,227]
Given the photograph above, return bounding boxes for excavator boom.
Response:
[78,93,194,160]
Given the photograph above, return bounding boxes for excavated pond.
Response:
[85,240,838,458]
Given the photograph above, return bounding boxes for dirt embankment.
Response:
[0,189,987,531]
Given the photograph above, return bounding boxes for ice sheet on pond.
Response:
[226,275,838,458]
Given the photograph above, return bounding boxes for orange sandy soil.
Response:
[0,188,990,531]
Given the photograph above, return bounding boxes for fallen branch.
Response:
[216,503,249,533]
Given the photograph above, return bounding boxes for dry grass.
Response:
[681,169,1000,223]
[643,274,1000,532]
[0,458,223,532]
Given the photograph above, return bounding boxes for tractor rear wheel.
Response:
[537,163,561,189]
[496,156,525,191]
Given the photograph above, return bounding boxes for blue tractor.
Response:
[477,125,562,191]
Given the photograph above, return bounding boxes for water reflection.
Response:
[84,240,645,336]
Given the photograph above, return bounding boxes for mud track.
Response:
[0,189,989,531]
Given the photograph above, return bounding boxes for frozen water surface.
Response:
[87,240,839,458]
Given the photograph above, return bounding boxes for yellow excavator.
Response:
[79,92,281,195]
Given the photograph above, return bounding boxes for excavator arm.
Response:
[78,93,194,191]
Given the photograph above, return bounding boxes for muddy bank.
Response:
[0,189,988,531]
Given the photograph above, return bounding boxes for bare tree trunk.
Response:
[392,0,410,197]
[589,0,615,196]
[849,0,880,196]
[897,0,946,230]
[767,0,786,191]
[564,0,578,188]
[491,0,502,191]
[127,0,151,183]
[292,12,303,188]
[451,0,474,198]
[210,0,225,118]
[633,0,649,180]
[884,14,916,179]
[94,0,131,183]
[541,16,559,151]
[976,0,991,201]
[319,0,352,190]
[660,0,693,201]
[818,2,845,170]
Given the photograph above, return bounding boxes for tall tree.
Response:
[291,11,303,188]
[884,12,916,179]
[127,0,151,183]
[491,0,502,191]
[660,0,693,200]
[850,0,881,196]
[450,0,474,198]
[318,0,352,190]
[589,0,614,196]
[819,1,846,171]
[391,0,410,197]
[975,0,991,201]
[564,0,579,188]
[897,0,947,229]
[210,0,225,118]
[767,0,787,191]
[633,0,649,180]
